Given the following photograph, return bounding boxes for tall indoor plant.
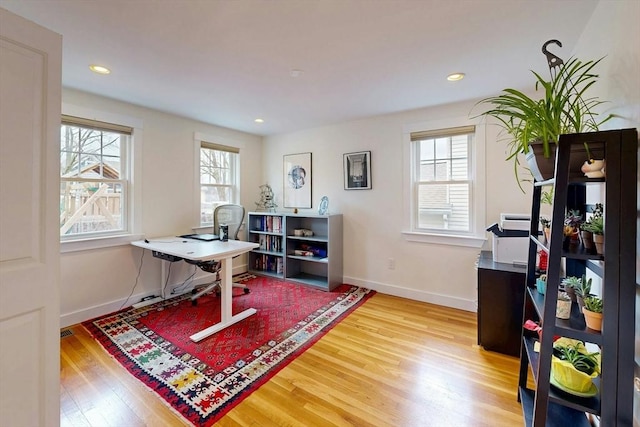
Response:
[475,55,613,189]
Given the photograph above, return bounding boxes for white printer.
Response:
[486,213,531,265]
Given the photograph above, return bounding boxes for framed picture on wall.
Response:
[283,152,312,208]
[343,150,371,190]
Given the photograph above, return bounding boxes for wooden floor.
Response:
[60,293,525,426]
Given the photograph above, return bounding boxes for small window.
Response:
[199,141,239,226]
[60,116,132,239]
[411,126,474,233]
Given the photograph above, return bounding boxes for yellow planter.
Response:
[551,356,598,393]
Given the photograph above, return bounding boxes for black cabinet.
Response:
[477,251,526,357]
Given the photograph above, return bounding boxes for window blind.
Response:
[410,125,475,141]
[61,114,133,135]
[200,141,240,154]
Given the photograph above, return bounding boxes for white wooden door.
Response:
[0,8,62,427]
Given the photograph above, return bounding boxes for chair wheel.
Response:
[243,288,250,294]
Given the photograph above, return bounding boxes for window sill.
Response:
[61,233,144,253]
[402,231,486,248]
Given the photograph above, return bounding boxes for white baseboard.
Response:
[61,269,477,329]
[61,265,248,328]
[342,275,477,313]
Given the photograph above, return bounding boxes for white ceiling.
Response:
[1,0,599,136]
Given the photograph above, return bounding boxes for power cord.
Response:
[119,249,145,311]
[171,265,198,295]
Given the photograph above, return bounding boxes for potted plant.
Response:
[563,209,582,247]
[475,54,613,189]
[574,275,592,311]
[590,215,605,255]
[540,217,551,243]
[556,291,572,319]
[561,276,581,302]
[580,203,603,251]
[551,338,600,394]
[580,220,595,250]
[583,295,603,331]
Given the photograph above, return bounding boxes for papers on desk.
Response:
[180,233,219,242]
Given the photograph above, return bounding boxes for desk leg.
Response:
[189,257,256,342]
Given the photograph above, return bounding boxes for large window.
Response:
[60,116,132,239]
[199,141,239,226]
[411,126,474,233]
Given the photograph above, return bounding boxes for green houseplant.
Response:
[583,295,603,331]
[475,56,613,189]
[561,276,581,302]
[556,291,572,319]
[551,338,600,394]
[575,275,593,311]
[580,203,603,251]
[563,209,582,247]
[540,217,551,243]
[587,215,604,255]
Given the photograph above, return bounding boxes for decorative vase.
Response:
[583,307,603,331]
[543,227,551,245]
[593,233,604,255]
[556,298,571,319]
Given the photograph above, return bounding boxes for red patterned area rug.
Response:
[83,276,374,426]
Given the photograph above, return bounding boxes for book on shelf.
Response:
[252,214,283,233]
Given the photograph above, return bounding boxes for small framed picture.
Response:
[343,151,371,190]
[283,152,312,208]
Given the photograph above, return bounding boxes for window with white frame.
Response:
[411,125,475,233]
[199,142,239,226]
[60,115,132,239]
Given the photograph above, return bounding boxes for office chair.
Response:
[189,204,249,306]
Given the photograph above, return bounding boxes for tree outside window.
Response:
[60,119,130,238]
[200,143,238,225]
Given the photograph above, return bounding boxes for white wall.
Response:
[569,1,640,422]
[260,0,640,313]
[571,0,639,131]
[60,89,263,327]
[60,0,639,326]
[263,99,531,311]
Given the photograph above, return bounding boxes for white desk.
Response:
[131,237,259,342]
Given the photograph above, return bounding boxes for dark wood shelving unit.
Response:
[517,129,637,426]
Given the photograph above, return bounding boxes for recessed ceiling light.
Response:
[254,118,264,123]
[89,64,111,75]
[447,72,465,81]
[290,69,304,78]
